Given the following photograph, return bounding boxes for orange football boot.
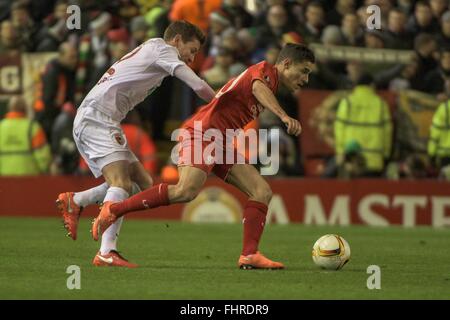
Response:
[91,201,118,241]
[238,252,285,270]
[56,192,82,240]
[92,250,138,268]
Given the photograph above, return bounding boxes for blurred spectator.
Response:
[326,0,355,27]
[221,29,250,65]
[310,59,363,90]
[169,0,222,33]
[144,0,172,39]
[428,98,450,170]
[340,13,364,47]
[334,73,392,177]
[437,10,450,47]
[34,42,77,141]
[206,9,234,57]
[222,0,253,29]
[10,0,41,52]
[414,33,439,91]
[0,0,10,22]
[322,24,345,46]
[129,16,149,47]
[406,1,440,35]
[0,20,23,54]
[26,1,57,23]
[305,25,346,89]
[253,0,299,29]
[202,47,245,90]
[76,12,112,102]
[0,96,51,176]
[51,102,79,174]
[379,54,422,92]
[86,32,130,92]
[338,140,367,179]
[297,1,325,44]
[255,4,297,51]
[429,0,448,20]
[364,30,386,49]
[115,0,140,23]
[397,0,415,15]
[236,28,257,63]
[322,140,367,179]
[35,0,71,52]
[385,8,414,50]
[121,110,158,175]
[424,46,450,101]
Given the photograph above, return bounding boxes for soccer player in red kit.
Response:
[92,43,315,269]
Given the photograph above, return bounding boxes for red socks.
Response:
[111,183,169,216]
[241,200,268,256]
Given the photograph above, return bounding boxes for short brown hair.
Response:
[163,20,205,45]
[276,43,315,65]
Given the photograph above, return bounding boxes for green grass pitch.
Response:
[0,217,449,299]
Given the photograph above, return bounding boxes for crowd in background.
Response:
[0,0,449,180]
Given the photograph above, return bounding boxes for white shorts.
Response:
[73,101,138,178]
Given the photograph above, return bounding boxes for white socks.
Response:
[73,182,109,207]
[100,184,141,255]
[100,187,129,255]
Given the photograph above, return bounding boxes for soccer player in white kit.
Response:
[56,21,215,268]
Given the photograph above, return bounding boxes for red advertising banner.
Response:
[1,177,449,227]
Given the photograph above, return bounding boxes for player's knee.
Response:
[110,177,133,195]
[253,184,272,205]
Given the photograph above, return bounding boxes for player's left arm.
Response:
[252,79,301,136]
[174,65,216,102]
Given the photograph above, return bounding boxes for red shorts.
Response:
[177,135,234,181]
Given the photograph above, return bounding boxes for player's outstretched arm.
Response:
[252,80,302,136]
[174,65,216,102]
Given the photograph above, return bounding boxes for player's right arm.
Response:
[174,65,216,102]
[252,80,302,136]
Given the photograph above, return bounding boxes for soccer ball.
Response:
[312,234,351,270]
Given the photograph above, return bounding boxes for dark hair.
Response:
[163,20,205,45]
[307,0,324,11]
[11,0,29,11]
[415,1,430,9]
[276,43,315,65]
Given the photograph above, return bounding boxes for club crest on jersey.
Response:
[113,133,125,145]
[264,75,270,83]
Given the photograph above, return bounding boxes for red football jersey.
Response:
[183,61,279,132]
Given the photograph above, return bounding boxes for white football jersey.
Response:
[82,38,185,122]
